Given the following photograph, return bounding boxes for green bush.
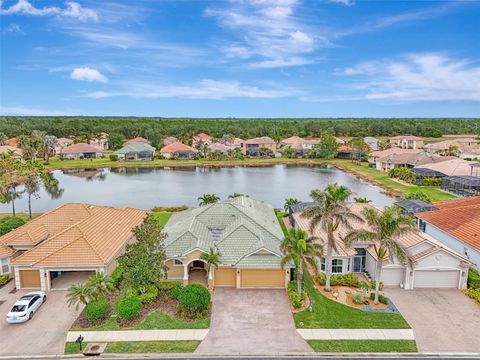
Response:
[0,274,9,286]
[316,273,360,287]
[116,296,142,321]
[111,265,124,288]
[467,268,480,289]
[139,285,159,304]
[420,177,442,186]
[352,292,364,304]
[84,299,109,321]
[466,288,480,303]
[177,284,210,318]
[109,154,119,161]
[157,280,183,300]
[370,280,384,291]
[289,290,303,309]
[0,217,26,236]
[404,190,432,203]
[388,167,416,184]
[370,292,388,304]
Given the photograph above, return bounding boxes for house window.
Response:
[418,219,426,232]
[347,258,351,272]
[1,257,10,274]
[320,258,325,271]
[173,259,183,266]
[332,259,343,273]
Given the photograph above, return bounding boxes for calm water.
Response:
[1,165,395,213]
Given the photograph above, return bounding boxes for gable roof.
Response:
[62,143,101,154]
[280,136,319,150]
[377,152,453,166]
[163,136,179,145]
[163,197,287,268]
[370,148,420,159]
[160,142,197,153]
[244,136,276,145]
[416,158,477,176]
[125,137,150,145]
[416,196,480,251]
[193,133,212,140]
[11,204,147,267]
[114,142,156,155]
[391,135,423,141]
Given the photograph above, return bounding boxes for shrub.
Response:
[177,284,210,318]
[467,268,480,289]
[84,298,109,321]
[388,167,416,184]
[316,273,360,288]
[109,154,119,161]
[421,177,442,186]
[157,280,182,300]
[370,280,384,291]
[370,292,388,304]
[111,265,124,288]
[352,292,364,304]
[289,290,303,309]
[466,288,480,303]
[139,285,159,304]
[0,217,26,236]
[151,206,188,212]
[405,190,432,203]
[0,274,9,286]
[359,281,370,292]
[116,296,142,321]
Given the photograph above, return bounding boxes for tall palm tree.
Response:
[200,247,221,278]
[301,184,363,291]
[280,228,322,293]
[198,194,220,206]
[344,206,415,304]
[86,273,114,300]
[66,283,92,309]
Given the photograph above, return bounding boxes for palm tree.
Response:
[344,206,415,304]
[86,273,113,300]
[301,184,363,291]
[198,194,220,206]
[43,135,57,165]
[66,283,92,309]
[284,198,300,212]
[354,197,371,203]
[280,228,322,293]
[200,247,221,278]
[229,192,246,198]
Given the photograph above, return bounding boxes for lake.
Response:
[1,165,395,213]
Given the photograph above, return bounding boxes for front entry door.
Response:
[353,256,365,273]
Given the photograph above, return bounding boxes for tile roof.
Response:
[163,136,179,145]
[160,142,197,153]
[163,197,288,268]
[62,143,101,154]
[208,143,231,153]
[370,148,421,159]
[193,133,212,140]
[11,204,147,267]
[416,196,480,250]
[391,135,423,141]
[4,138,18,147]
[244,136,276,145]
[114,142,156,154]
[416,158,477,176]
[280,136,319,150]
[377,152,453,166]
[0,145,22,158]
[125,137,151,145]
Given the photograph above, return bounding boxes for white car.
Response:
[6,291,47,324]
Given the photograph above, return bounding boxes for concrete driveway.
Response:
[0,281,83,356]
[196,288,312,354]
[387,288,480,353]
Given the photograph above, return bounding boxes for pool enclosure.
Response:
[441,176,480,197]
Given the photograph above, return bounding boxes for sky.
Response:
[1,0,479,118]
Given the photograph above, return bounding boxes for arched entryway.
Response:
[187,259,208,286]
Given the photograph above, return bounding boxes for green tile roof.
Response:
[163,196,291,268]
[114,142,156,154]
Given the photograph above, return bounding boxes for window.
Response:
[332,259,343,273]
[418,219,426,232]
[173,259,183,266]
[320,258,325,271]
[347,258,351,272]
[1,257,9,274]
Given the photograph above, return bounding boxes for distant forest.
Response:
[1,117,479,147]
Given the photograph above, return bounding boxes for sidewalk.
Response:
[297,328,415,340]
[67,329,209,342]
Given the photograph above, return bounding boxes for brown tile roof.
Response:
[0,242,15,258]
[244,136,276,145]
[281,136,319,150]
[377,152,453,166]
[416,158,477,176]
[125,137,150,145]
[160,142,197,153]
[11,204,147,267]
[370,148,420,159]
[416,196,480,250]
[208,143,231,153]
[4,138,18,147]
[62,143,101,154]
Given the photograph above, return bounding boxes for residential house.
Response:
[163,196,292,288]
[415,197,480,272]
[114,142,156,161]
[364,136,380,151]
[279,136,319,155]
[223,137,244,149]
[208,142,231,154]
[415,158,478,177]
[292,203,470,289]
[336,145,354,159]
[124,137,151,145]
[375,152,453,172]
[163,136,179,146]
[0,145,22,159]
[242,136,277,156]
[4,138,18,148]
[424,138,480,159]
[192,133,213,148]
[368,148,420,166]
[160,142,198,159]
[89,133,109,151]
[390,135,424,150]
[61,143,103,160]
[54,138,74,155]
[0,204,147,290]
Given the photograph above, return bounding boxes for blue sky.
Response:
[1,0,479,117]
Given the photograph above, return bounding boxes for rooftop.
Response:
[416,158,478,176]
[160,142,197,153]
[62,143,101,154]
[125,137,151,145]
[114,142,156,154]
[244,136,276,145]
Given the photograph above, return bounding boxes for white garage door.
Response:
[381,268,405,287]
[413,270,460,289]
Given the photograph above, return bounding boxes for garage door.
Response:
[19,270,41,289]
[381,268,405,287]
[214,268,236,287]
[240,269,285,288]
[414,270,460,289]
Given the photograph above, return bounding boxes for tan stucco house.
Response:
[0,204,146,291]
[242,137,277,156]
[163,197,292,289]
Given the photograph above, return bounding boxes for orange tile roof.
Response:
[4,138,18,147]
[11,204,147,267]
[125,137,151,145]
[160,142,197,153]
[62,143,101,154]
[193,133,212,140]
[337,145,353,151]
[416,196,480,250]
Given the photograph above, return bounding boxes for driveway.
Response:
[0,281,83,356]
[387,288,480,353]
[196,289,312,354]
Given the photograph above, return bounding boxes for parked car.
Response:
[6,291,47,323]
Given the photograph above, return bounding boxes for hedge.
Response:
[316,273,361,288]
[116,296,142,321]
[467,268,480,289]
[111,265,124,288]
[0,274,9,286]
[0,217,26,236]
[85,299,109,321]
[177,284,210,318]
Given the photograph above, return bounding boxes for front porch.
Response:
[182,260,211,287]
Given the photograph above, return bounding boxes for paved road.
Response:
[95,357,480,360]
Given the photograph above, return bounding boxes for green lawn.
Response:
[294,272,410,329]
[151,211,172,230]
[65,341,200,354]
[275,210,289,237]
[308,340,417,353]
[0,213,40,221]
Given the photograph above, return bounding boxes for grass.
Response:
[0,213,41,221]
[308,340,417,353]
[294,272,410,329]
[64,341,200,354]
[275,210,289,237]
[151,211,172,230]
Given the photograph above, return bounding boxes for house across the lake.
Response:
[192,133,213,148]
[390,135,424,150]
[89,132,109,151]
[61,143,103,160]
[124,137,151,145]
[114,142,156,161]
[242,136,277,156]
[163,196,292,288]
[160,142,198,159]
[0,145,22,159]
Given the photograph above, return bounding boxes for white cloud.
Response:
[325,0,354,6]
[70,67,108,83]
[0,0,98,21]
[84,79,300,100]
[2,23,24,34]
[0,105,73,116]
